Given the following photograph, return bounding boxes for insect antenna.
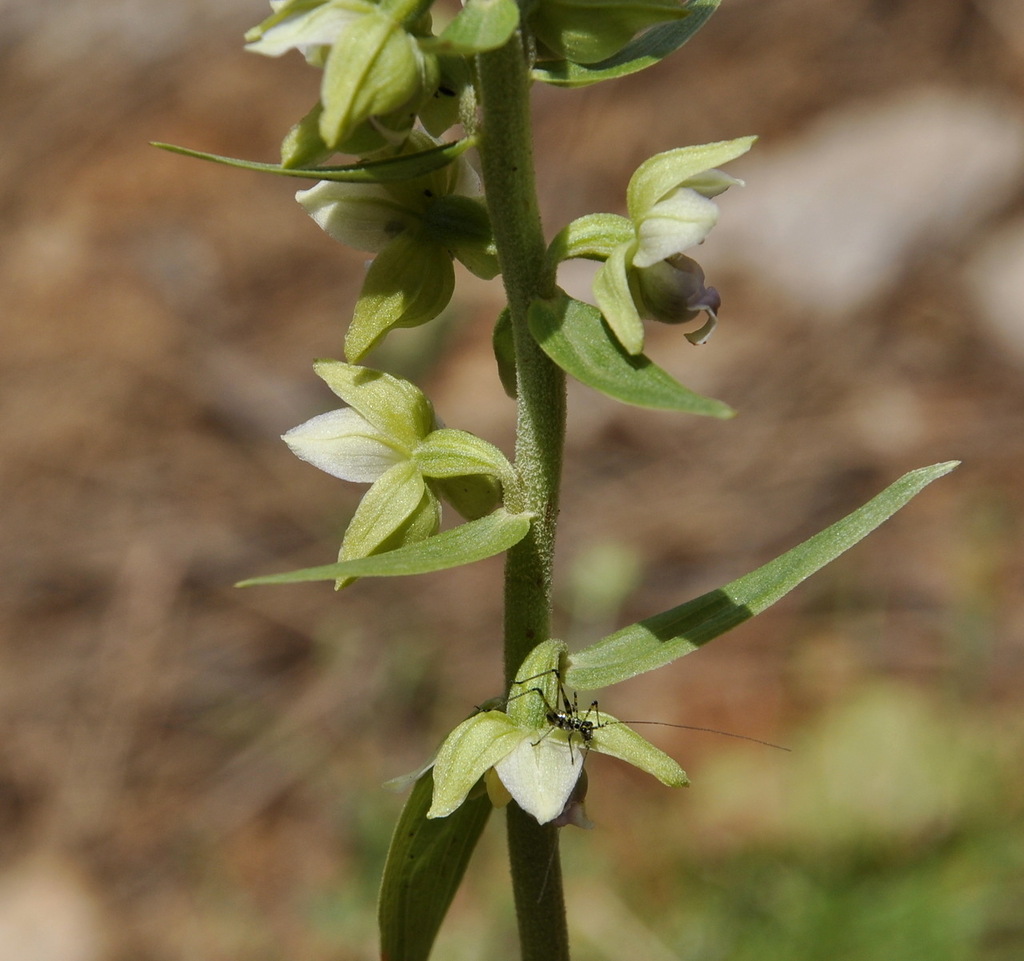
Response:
[614,720,790,752]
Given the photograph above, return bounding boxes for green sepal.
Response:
[151,137,474,183]
[282,101,423,166]
[588,711,688,786]
[280,102,335,169]
[237,507,533,585]
[565,461,960,690]
[419,0,520,54]
[347,236,456,361]
[506,639,569,728]
[319,11,430,149]
[335,463,439,588]
[429,474,503,521]
[628,136,756,220]
[591,241,645,355]
[530,0,688,65]
[413,428,514,485]
[415,428,513,521]
[533,0,718,87]
[245,0,373,51]
[492,309,518,398]
[312,359,435,449]
[378,768,492,961]
[418,55,471,136]
[422,194,499,279]
[546,213,634,269]
[428,711,526,818]
[528,293,734,417]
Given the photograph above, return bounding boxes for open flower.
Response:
[296,133,498,360]
[284,360,440,587]
[284,360,513,586]
[427,641,687,825]
[593,136,754,354]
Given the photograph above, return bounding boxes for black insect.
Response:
[508,667,789,754]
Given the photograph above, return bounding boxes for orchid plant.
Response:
[158,2,956,958]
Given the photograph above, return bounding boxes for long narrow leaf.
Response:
[151,137,473,183]
[238,508,532,585]
[566,462,959,690]
[379,770,492,961]
[532,0,720,88]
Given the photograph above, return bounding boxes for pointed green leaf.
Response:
[419,0,520,54]
[532,0,719,88]
[150,137,473,183]
[238,508,532,585]
[565,462,960,690]
[528,293,733,417]
[379,769,492,961]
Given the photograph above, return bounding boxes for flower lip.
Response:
[635,253,720,325]
[282,407,407,482]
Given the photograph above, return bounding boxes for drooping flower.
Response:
[593,136,755,354]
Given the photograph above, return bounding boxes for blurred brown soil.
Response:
[2,1,1023,958]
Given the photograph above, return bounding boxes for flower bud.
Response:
[320,10,438,148]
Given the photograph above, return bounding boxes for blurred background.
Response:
[2,0,1023,958]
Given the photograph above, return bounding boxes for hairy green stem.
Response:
[476,25,569,961]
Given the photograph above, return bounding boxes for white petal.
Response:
[495,733,585,825]
[246,3,364,57]
[633,188,719,268]
[450,154,484,198]
[681,168,745,199]
[296,181,417,253]
[282,408,404,482]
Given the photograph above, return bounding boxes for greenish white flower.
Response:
[593,136,755,354]
[428,640,688,825]
[296,134,498,360]
[246,0,439,149]
[284,360,513,585]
